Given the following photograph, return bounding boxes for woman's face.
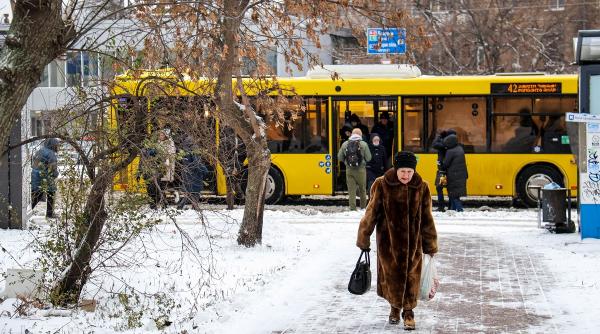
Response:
[396,168,415,185]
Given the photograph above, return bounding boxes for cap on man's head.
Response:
[393,151,418,170]
[351,128,363,136]
[380,112,390,120]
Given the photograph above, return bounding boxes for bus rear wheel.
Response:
[516,165,564,208]
[265,167,285,205]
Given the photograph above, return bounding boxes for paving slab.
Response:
[274,233,559,334]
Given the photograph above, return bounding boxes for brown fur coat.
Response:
[357,169,438,310]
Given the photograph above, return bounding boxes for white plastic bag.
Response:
[419,254,440,301]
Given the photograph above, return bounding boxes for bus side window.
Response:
[264,96,328,154]
[534,96,576,154]
[402,97,425,152]
[427,96,486,153]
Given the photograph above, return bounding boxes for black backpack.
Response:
[345,140,363,167]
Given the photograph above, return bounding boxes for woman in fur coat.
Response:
[356,151,438,330]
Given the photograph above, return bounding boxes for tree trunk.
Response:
[50,171,112,305]
[237,141,270,246]
[213,0,269,247]
[225,177,235,210]
[0,0,72,150]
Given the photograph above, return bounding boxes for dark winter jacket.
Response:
[349,114,369,140]
[504,126,537,153]
[31,138,59,193]
[441,134,468,197]
[180,154,208,194]
[366,141,387,177]
[357,169,438,309]
[431,134,446,168]
[371,121,394,156]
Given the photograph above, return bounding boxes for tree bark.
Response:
[237,141,269,246]
[0,0,73,151]
[214,0,269,247]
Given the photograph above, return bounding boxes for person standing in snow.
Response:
[31,138,60,218]
[338,128,372,210]
[357,151,438,330]
[441,133,468,212]
[431,129,456,212]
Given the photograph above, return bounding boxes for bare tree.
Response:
[411,0,600,74]
[136,0,416,247]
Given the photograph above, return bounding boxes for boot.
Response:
[402,309,415,330]
[388,306,400,325]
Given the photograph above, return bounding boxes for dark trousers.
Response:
[436,185,446,210]
[31,190,55,217]
[146,180,167,209]
[449,196,463,212]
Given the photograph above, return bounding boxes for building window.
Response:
[49,60,66,87]
[550,0,565,10]
[30,117,44,137]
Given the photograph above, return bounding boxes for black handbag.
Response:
[348,250,372,295]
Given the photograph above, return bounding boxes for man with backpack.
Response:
[338,128,372,210]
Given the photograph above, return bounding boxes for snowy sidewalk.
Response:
[237,232,561,334]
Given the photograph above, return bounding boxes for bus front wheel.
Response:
[516,165,564,208]
[265,167,285,205]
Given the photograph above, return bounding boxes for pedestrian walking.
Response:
[338,128,371,210]
[431,129,456,211]
[31,138,60,218]
[357,151,438,330]
[177,137,208,209]
[138,129,177,209]
[366,133,387,194]
[158,129,176,184]
[441,133,468,212]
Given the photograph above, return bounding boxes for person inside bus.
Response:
[349,113,369,140]
[504,110,538,153]
[340,122,353,143]
[366,133,388,196]
[542,115,569,153]
[371,112,394,159]
[338,128,372,210]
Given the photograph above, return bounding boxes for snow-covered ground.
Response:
[0,207,598,333]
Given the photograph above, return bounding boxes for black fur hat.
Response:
[393,151,417,170]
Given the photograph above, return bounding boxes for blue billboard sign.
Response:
[367,28,406,55]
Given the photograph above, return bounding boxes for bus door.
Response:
[332,98,398,192]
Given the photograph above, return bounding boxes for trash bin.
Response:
[542,188,567,223]
[541,187,576,233]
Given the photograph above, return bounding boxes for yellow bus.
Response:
[112,65,577,207]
